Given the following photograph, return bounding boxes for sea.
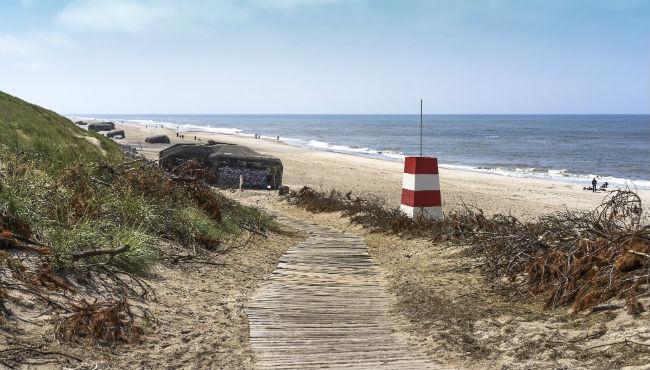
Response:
[71,114,650,189]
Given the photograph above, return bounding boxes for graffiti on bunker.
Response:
[217,166,272,188]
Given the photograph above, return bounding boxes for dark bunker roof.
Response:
[160,143,281,165]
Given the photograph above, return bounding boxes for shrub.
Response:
[286,186,650,313]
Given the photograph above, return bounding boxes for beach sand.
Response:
[112,122,650,219]
[99,122,650,369]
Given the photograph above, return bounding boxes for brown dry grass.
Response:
[287,187,650,314]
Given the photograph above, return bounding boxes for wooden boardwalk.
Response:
[247,216,438,369]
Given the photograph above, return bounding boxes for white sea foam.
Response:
[176,124,243,135]
[75,116,244,135]
[381,150,406,160]
[123,120,243,135]
[439,164,650,190]
[306,140,382,155]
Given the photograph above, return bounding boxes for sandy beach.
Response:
[112,122,650,219]
[108,121,650,369]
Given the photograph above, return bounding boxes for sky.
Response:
[0,0,649,114]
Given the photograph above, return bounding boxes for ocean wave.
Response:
[440,164,650,190]
[304,140,407,160]
[308,140,377,154]
[124,119,243,135]
[176,124,243,135]
[74,116,245,136]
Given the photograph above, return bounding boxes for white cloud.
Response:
[56,1,173,33]
[0,35,35,56]
[0,32,71,57]
[54,0,355,33]
[55,0,251,33]
[0,33,67,72]
[258,0,352,8]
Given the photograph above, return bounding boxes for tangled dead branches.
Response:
[287,187,650,313]
[0,339,81,368]
[599,190,643,229]
[523,191,649,312]
[0,211,50,255]
[0,211,150,348]
[168,159,221,221]
[55,299,143,345]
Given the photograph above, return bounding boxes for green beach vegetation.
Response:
[0,91,122,164]
[0,90,273,275]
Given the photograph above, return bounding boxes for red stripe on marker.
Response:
[400,189,442,207]
[404,157,439,174]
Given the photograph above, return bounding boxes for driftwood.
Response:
[72,245,130,261]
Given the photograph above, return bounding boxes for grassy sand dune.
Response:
[0,92,304,368]
[0,91,122,163]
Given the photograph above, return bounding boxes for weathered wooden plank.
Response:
[246,216,438,369]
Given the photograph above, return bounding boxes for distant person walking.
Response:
[239,175,244,191]
[591,178,597,192]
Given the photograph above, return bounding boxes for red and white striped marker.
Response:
[400,156,443,220]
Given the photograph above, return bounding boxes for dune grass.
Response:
[0,91,273,274]
[0,91,122,165]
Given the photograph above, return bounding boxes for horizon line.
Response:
[67,112,650,116]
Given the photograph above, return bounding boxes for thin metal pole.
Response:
[420,99,423,156]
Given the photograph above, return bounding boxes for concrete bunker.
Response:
[88,122,115,132]
[106,129,125,139]
[159,143,283,190]
[145,134,171,144]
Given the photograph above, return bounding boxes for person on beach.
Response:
[591,178,597,192]
[239,175,244,191]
